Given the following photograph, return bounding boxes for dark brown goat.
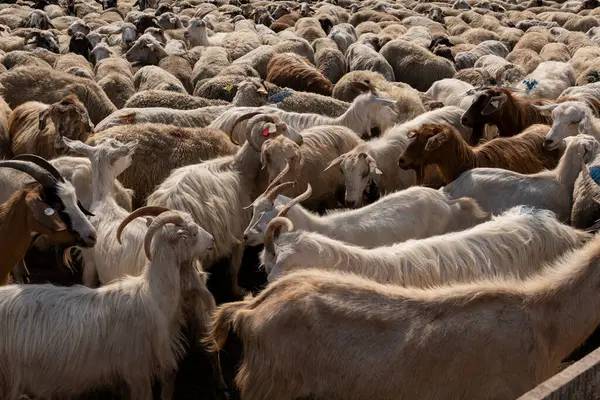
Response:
[398,123,560,184]
[266,53,333,96]
[460,87,553,144]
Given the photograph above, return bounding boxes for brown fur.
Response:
[0,96,11,159]
[399,123,560,184]
[86,123,238,208]
[266,53,333,96]
[270,11,302,32]
[461,87,553,143]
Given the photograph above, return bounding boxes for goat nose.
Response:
[398,157,405,166]
[544,139,554,148]
[346,200,356,208]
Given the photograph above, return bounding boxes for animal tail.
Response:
[453,196,489,220]
[205,300,250,351]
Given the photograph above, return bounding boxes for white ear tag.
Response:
[491,100,499,108]
[268,123,277,133]
[44,208,55,216]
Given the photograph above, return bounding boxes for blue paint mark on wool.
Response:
[522,79,538,92]
[269,91,294,103]
[518,205,537,215]
[589,166,600,185]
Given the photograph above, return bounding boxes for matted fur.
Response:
[266,52,333,96]
[209,233,600,400]
[399,123,559,184]
[261,206,589,285]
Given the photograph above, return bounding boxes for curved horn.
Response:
[13,154,94,216]
[581,160,600,206]
[228,111,263,145]
[248,114,278,152]
[116,206,171,244]
[264,216,294,259]
[263,162,290,194]
[266,181,297,202]
[276,183,312,218]
[0,160,57,189]
[144,211,186,261]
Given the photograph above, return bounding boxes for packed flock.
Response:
[4,0,600,398]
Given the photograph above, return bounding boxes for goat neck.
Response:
[554,143,585,192]
[0,190,37,283]
[90,158,118,206]
[494,96,551,137]
[231,143,266,194]
[437,133,478,184]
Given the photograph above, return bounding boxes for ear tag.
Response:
[261,127,270,137]
[225,85,233,93]
[44,208,55,216]
[491,100,499,108]
[268,124,277,133]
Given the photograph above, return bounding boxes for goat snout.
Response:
[345,199,358,208]
[398,157,408,168]
[460,115,472,127]
[77,232,97,247]
[544,139,556,150]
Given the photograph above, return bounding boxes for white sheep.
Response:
[0,207,216,400]
[208,231,600,400]
[424,79,476,110]
[147,113,303,299]
[244,178,489,247]
[444,134,600,222]
[516,61,576,99]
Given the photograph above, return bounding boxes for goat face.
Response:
[460,90,507,127]
[261,137,303,185]
[540,102,589,151]
[327,152,382,208]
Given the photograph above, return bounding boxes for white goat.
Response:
[444,134,600,222]
[261,206,588,284]
[0,207,215,400]
[538,101,600,150]
[244,179,489,247]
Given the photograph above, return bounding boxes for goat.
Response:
[398,123,560,184]
[0,206,219,400]
[460,86,553,144]
[538,101,600,150]
[0,156,96,284]
[244,176,488,247]
[444,135,600,222]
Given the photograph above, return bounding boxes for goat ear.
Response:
[425,132,448,151]
[26,195,67,233]
[481,95,506,115]
[324,155,344,172]
[372,97,397,107]
[38,109,50,131]
[369,161,382,184]
[535,103,558,115]
[579,114,591,135]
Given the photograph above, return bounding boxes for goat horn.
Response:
[116,206,171,244]
[266,181,297,202]
[276,183,312,218]
[580,160,600,206]
[229,111,263,145]
[144,211,186,261]
[264,216,294,258]
[264,162,291,194]
[0,160,57,190]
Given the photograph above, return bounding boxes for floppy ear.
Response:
[324,155,344,171]
[26,195,67,233]
[579,114,591,135]
[425,131,449,151]
[534,103,558,116]
[38,108,51,131]
[481,94,507,115]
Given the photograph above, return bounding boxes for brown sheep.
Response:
[460,87,553,144]
[0,96,11,159]
[8,95,94,160]
[266,52,333,96]
[86,123,238,207]
[398,123,560,185]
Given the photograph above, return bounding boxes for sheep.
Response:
[27,10,54,30]
[94,55,135,109]
[424,78,476,110]
[570,158,600,229]
[0,96,10,159]
[444,134,600,222]
[8,95,94,160]
[209,89,398,143]
[209,227,600,400]
[0,206,218,400]
[133,65,186,94]
[244,177,488,248]
[345,42,395,81]
[230,45,275,80]
[124,90,227,110]
[191,47,231,86]
[314,47,345,85]
[460,86,553,144]
[260,204,588,286]
[380,39,456,91]
[94,79,270,133]
[147,114,303,300]
[538,101,600,150]
[266,52,333,96]
[516,61,576,100]
[454,40,510,70]
[0,156,96,285]
[473,54,526,85]
[398,123,560,185]
[260,125,363,211]
[0,66,116,125]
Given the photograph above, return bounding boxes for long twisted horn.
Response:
[228,111,264,145]
[144,211,186,261]
[276,184,312,218]
[0,160,57,190]
[116,206,172,244]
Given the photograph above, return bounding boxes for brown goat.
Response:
[266,53,333,96]
[8,95,94,160]
[398,123,560,184]
[460,87,553,144]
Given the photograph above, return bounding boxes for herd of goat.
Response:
[6,0,600,398]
